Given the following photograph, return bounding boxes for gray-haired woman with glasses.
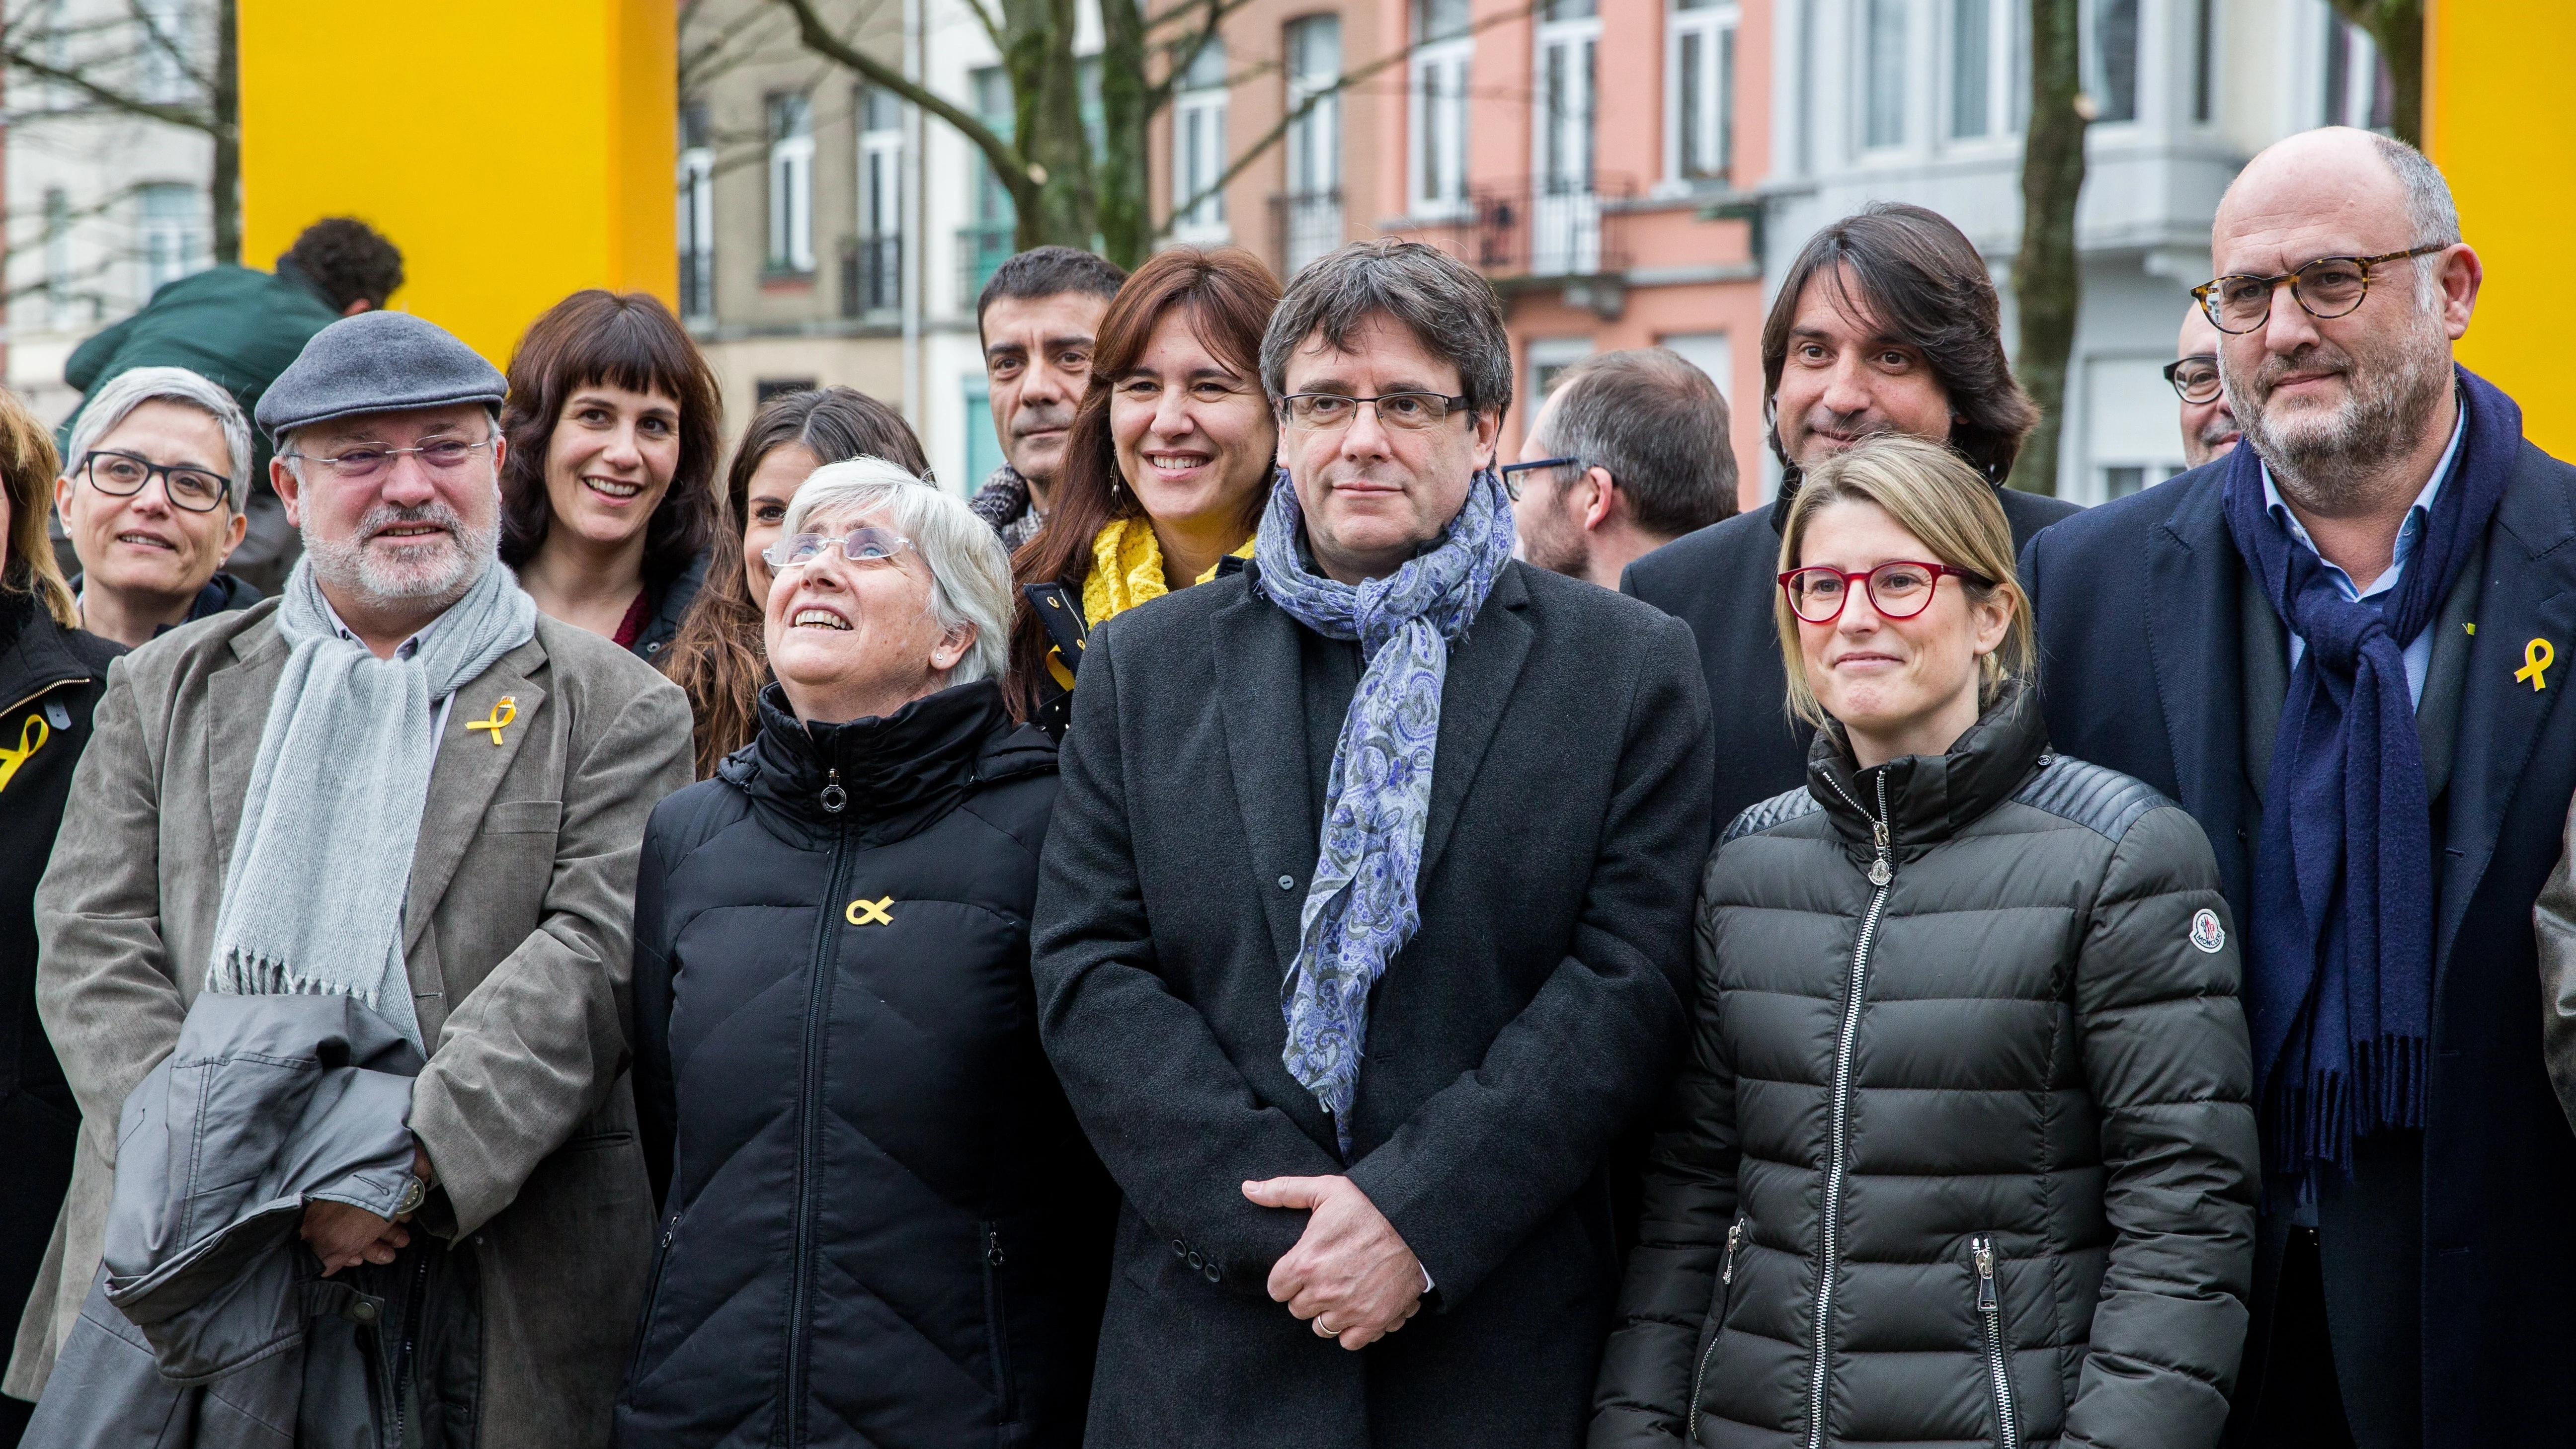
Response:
[620,457,1113,1449]
[52,365,262,647]
[1593,435,2257,1449]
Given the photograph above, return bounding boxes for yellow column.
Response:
[238,0,677,368]
[2427,0,2576,458]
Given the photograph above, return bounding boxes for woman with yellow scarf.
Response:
[1010,247,1282,735]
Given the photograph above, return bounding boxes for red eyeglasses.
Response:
[1778,560,1990,625]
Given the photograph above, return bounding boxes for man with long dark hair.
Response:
[1621,203,2078,834]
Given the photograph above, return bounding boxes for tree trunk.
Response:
[1093,0,1149,267]
[210,0,241,264]
[2008,0,2089,498]
[2328,0,2422,148]
[999,0,1096,251]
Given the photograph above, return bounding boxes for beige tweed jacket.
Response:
[6,598,692,1449]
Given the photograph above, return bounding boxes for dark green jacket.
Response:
[1593,688,2258,1449]
[59,262,342,477]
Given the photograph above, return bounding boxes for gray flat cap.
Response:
[255,310,507,441]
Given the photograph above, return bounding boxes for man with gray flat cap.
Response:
[6,309,694,1446]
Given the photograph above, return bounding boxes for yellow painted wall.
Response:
[238,0,677,369]
[2427,0,2576,457]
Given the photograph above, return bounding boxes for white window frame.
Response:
[767,91,816,274]
[1283,15,1344,274]
[1533,1,1599,195]
[43,187,73,331]
[137,0,193,106]
[2083,0,2141,126]
[1410,0,1472,217]
[678,136,715,322]
[137,182,203,300]
[1857,0,1907,152]
[1173,42,1230,242]
[1666,0,1739,186]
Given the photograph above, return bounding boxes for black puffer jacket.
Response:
[619,679,1112,1449]
[1594,687,2258,1449]
[0,590,117,1449]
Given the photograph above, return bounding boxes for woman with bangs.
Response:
[498,289,724,659]
[1008,246,1282,737]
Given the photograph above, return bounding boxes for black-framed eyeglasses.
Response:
[1497,456,1581,501]
[80,450,231,513]
[763,524,917,570]
[2163,355,2222,404]
[1275,391,1473,432]
[2190,243,2448,335]
[1778,560,1992,625]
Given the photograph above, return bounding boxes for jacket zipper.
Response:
[1687,1213,1749,1443]
[390,1249,430,1449]
[981,1222,1018,1425]
[1973,1235,2020,1449]
[1807,768,1893,1449]
[782,805,854,1443]
[625,1211,683,1383]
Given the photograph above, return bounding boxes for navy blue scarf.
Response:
[2224,365,2518,1183]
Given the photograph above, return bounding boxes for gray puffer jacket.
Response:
[1593,687,2258,1449]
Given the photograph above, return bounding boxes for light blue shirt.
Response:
[2261,405,2467,708]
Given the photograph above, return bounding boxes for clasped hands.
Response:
[301,1146,435,1276]
[1242,1174,1424,1351]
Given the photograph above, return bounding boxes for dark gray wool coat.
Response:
[1593,687,2259,1449]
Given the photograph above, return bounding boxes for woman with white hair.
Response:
[52,364,262,646]
[618,458,1112,1449]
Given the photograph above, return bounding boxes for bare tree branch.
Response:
[773,0,1036,209]
[124,0,210,93]
[1157,0,1539,238]
[0,39,209,129]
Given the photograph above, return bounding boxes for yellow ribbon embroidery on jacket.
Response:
[467,695,518,746]
[0,714,47,794]
[845,896,894,927]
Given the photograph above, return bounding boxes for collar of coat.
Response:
[1806,678,2050,858]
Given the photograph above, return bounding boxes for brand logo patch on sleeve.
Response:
[2189,908,2226,955]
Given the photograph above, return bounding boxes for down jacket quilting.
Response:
[618,680,1112,1449]
[1593,688,2258,1449]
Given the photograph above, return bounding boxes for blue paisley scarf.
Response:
[1254,465,1514,1157]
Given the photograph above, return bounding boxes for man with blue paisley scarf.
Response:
[1029,238,1713,1448]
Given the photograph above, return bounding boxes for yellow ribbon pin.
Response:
[0,715,48,794]
[845,896,895,927]
[2518,639,2555,692]
[467,696,518,746]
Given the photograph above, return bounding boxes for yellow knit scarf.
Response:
[1080,514,1255,625]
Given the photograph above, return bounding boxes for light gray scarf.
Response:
[206,556,536,1050]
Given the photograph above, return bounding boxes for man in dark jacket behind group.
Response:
[2025,126,2576,1449]
[58,217,402,592]
[1620,203,2078,837]
[1031,239,1712,1447]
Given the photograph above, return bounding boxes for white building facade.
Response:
[3,0,218,424]
[1762,0,2393,504]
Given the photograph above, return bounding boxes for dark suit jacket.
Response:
[1622,481,2079,837]
[2019,447,2576,1449]
[1031,559,1713,1449]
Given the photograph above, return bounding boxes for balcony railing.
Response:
[679,248,714,323]
[957,223,1015,307]
[841,235,901,318]
[1269,189,1346,277]
[1408,175,1636,282]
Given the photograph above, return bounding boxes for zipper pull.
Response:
[985,1227,1006,1267]
[1868,775,1894,886]
[1721,1219,1745,1285]
[1973,1235,1998,1311]
[820,767,847,814]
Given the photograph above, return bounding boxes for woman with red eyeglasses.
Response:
[1593,435,2258,1449]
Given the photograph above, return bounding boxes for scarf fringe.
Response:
[204,949,384,1014]
[2264,1033,2428,1180]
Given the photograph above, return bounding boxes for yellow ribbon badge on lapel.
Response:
[0,714,47,794]
[2518,638,2554,692]
[845,896,894,927]
[467,696,518,746]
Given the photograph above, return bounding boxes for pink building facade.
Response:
[1149,0,1774,510]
